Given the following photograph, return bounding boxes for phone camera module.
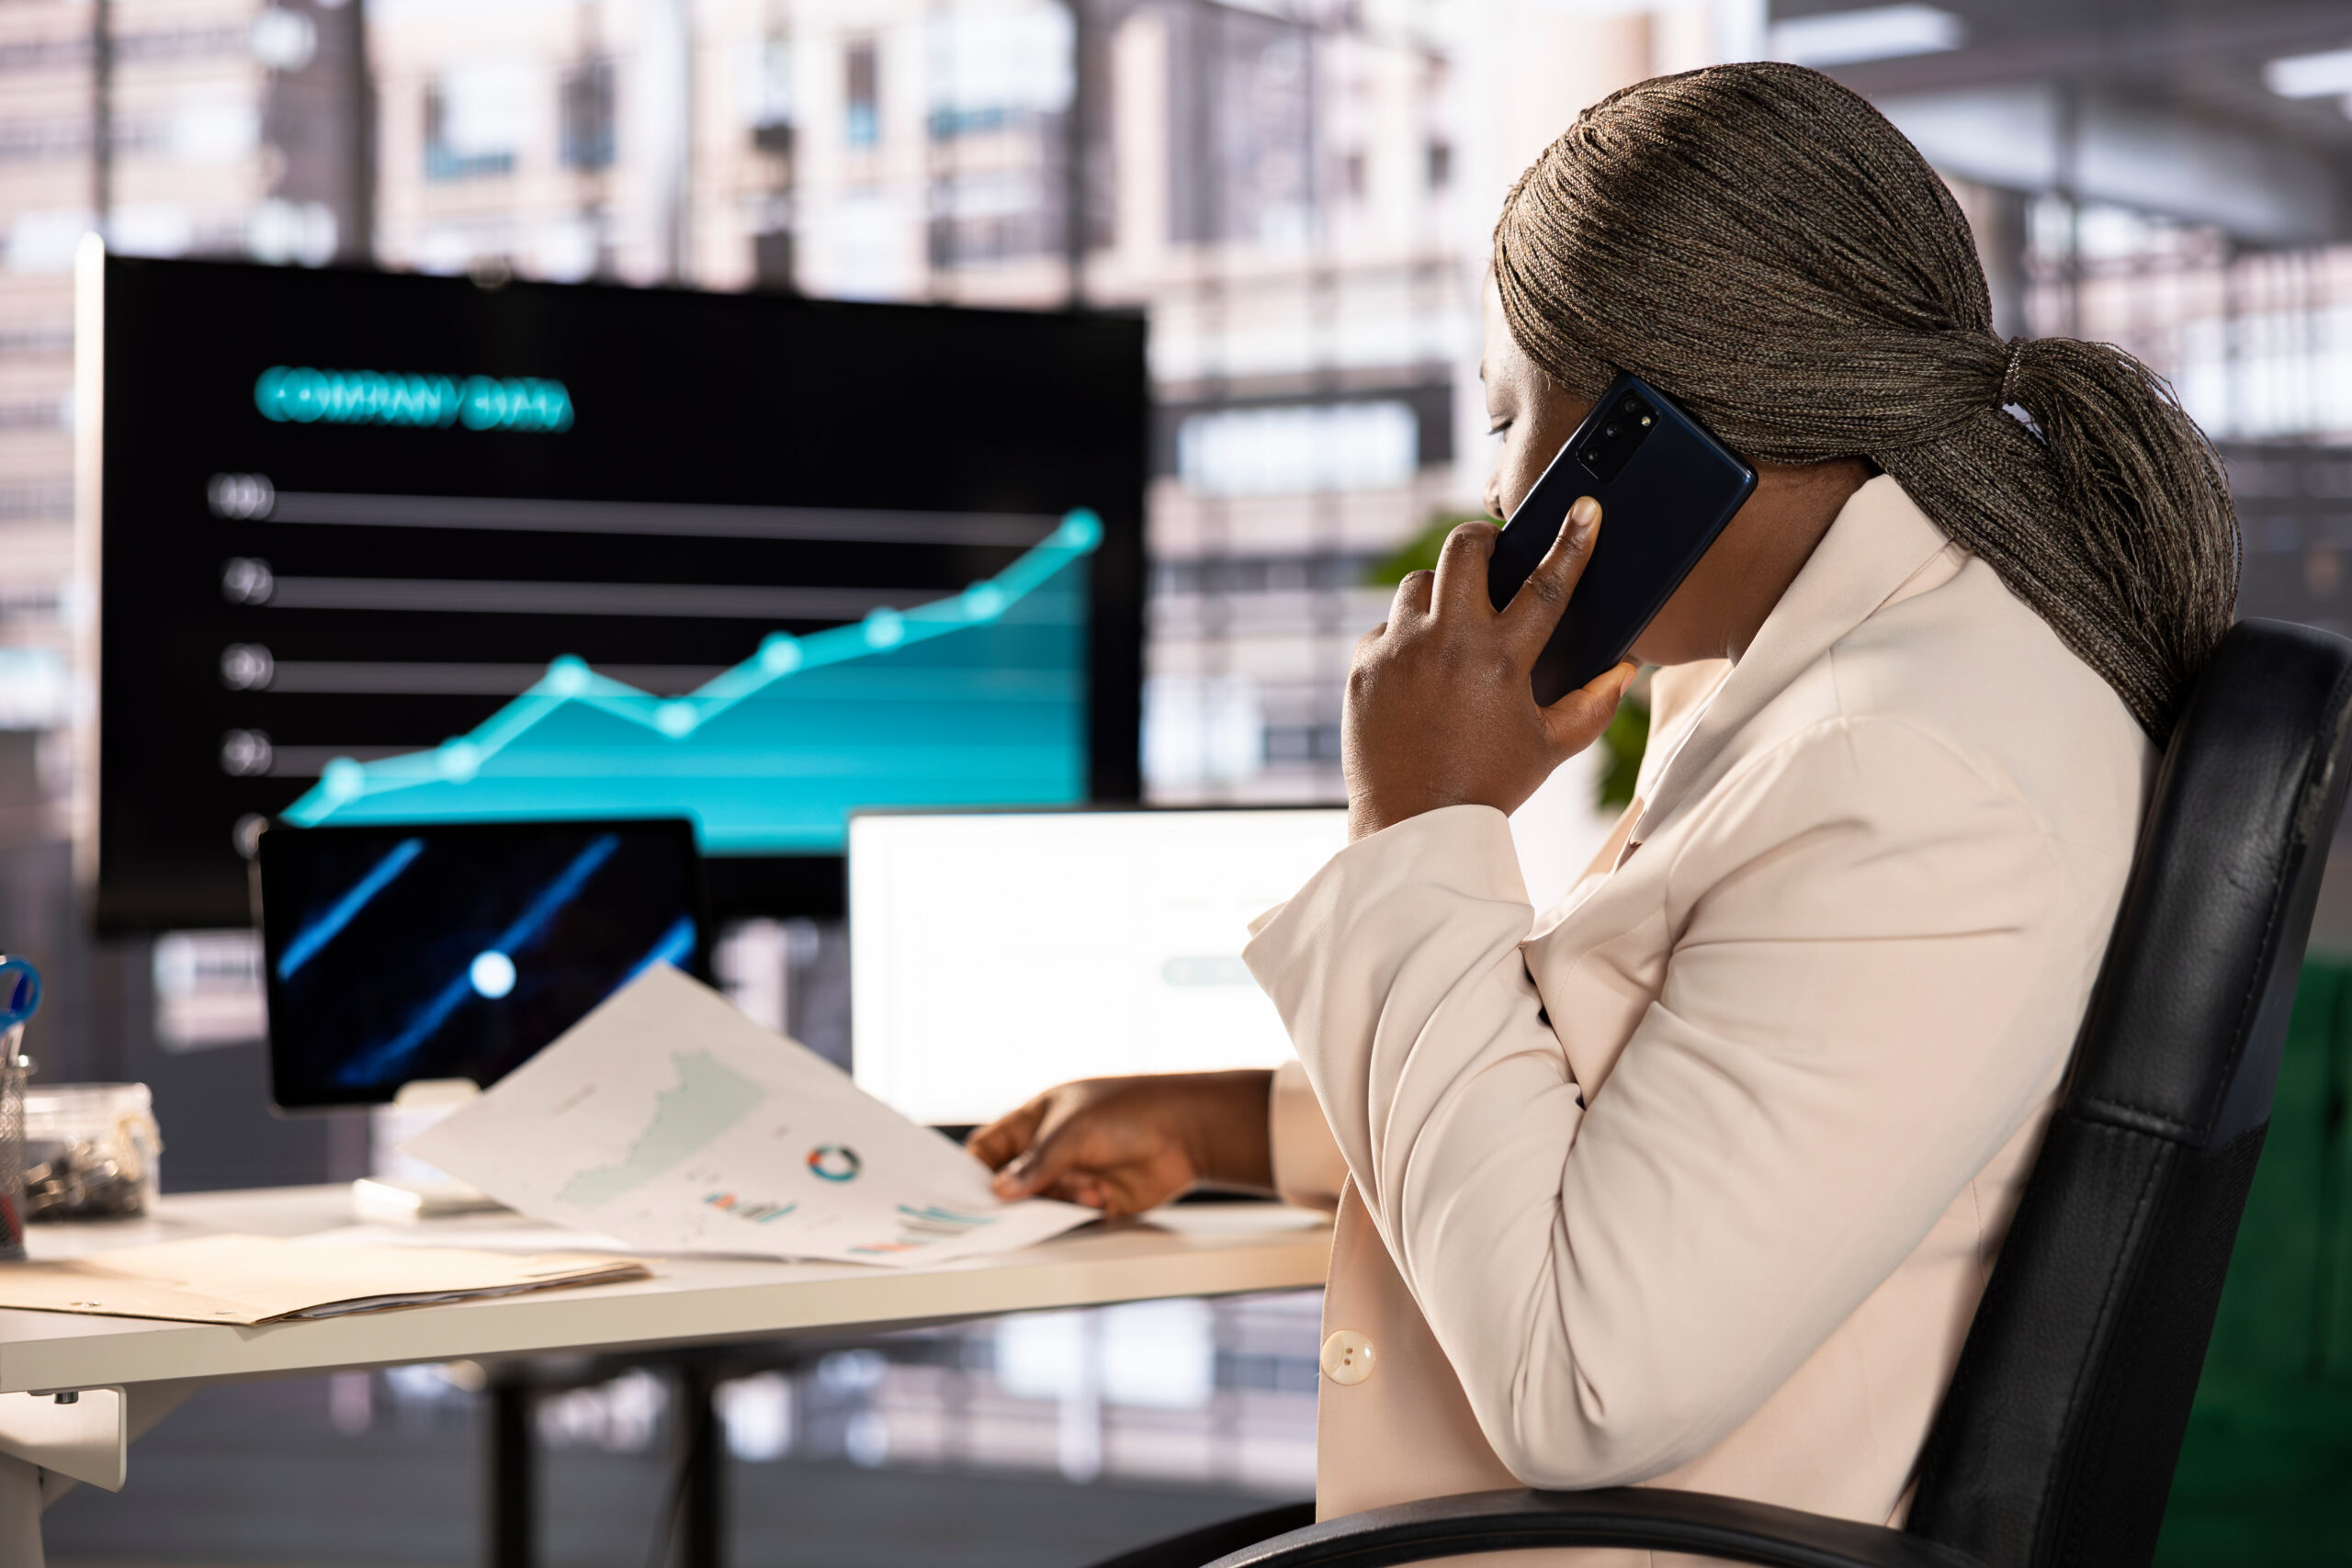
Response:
[1577,383,1661,483]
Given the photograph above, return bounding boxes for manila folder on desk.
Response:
[0,1235,650,1325]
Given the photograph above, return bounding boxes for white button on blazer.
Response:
[1319,1329,1377,1386]
[1246,476,2156,1564]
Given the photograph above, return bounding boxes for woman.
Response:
[971,62,2237,1548]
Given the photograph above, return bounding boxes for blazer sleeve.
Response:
[1268,1058,1349,1209]
[1242,716,2086,1486]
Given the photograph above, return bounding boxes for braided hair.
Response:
[1492,62,2238,737]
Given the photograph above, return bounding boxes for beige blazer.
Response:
[1243,476,2154,1561]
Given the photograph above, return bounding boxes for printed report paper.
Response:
[0,1235,647,1325]
[405,965,1094,1267]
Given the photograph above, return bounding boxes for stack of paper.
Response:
[0,1235,649,1325]
[406,965,1095,1267]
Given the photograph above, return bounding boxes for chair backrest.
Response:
[1905,619,2352,1568]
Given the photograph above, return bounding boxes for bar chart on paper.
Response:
[556,1049,764,1210]
[406,965,1096,1267]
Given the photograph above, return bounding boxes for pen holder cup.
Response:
[0,1042,25,1262]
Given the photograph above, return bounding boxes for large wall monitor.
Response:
[84,254,1146,931]
[849,807,1351,1128]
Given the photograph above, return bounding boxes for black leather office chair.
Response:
[1098,618,2352,1568]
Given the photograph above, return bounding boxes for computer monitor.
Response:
[81,253,1147,931]
[847,807,1350,1128]
[257,818,708,1107]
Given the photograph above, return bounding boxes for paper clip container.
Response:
[0,956,40,1261]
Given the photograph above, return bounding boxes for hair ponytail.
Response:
[1493,62,2239,737]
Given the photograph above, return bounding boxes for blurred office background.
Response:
[5,0,2352,1562]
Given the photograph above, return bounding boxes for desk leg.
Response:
[0,1452,46,1568]
[678,1365,723,1568]
[484,1379,537,1568]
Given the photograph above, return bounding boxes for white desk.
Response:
[0,1186,1332,1568]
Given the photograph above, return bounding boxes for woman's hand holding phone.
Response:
[1344,496,1636,842]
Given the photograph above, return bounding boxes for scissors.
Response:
[0,955,38,1060]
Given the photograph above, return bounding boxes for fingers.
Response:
[967,1097,1047,1172]
[1500,497,1601,665]
[1043,1170,1125,1215]
[1388,570,1434,628]
[1430,520,1501,620]
[1048,1173,1110,1210]
[1043,1165,1168,1219]
[1536,660,1639,756]
[998,1131,1162,1216]
[990,1114,1082,1199]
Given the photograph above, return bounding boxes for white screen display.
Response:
[849,808,1350,1127]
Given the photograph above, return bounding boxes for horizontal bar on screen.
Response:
[263,577,919,619]
[264,745,413,778]
[266,491,1061,548]
[260,661,732,695]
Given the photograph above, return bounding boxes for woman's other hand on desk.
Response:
[973,1070,1276,1216]
[1344,499,1635,840]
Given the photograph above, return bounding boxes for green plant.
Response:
[1363,512,1490,587]
[1598,689,1649,810]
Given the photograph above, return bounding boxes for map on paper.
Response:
[404,964,1094,1267]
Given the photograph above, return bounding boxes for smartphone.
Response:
[1487,372,1757,705]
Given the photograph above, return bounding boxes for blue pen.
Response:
[0,954,35,1065]
[0,954,32,1259]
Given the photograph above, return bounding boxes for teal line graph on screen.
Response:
[280,510,1102,852]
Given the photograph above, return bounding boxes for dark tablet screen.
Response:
[258,818,707,1108]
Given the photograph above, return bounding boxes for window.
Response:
[1425,137,1452,190]
[560,58,615,171]
[424,59,532,182]
[749,35,794,154]
[1176,402,1419,497]
[844,39,879,149]
[923,2,1069,141]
